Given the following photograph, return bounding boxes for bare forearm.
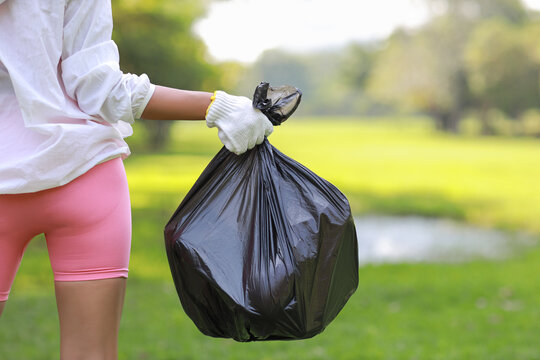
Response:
[141,85,213,121]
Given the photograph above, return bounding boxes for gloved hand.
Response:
[206,91,273,155]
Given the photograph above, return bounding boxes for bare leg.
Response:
[55,278,127,360]
[0,301,5,318]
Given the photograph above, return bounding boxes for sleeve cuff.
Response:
[134,82,156,120]
[205,91,218,119]
[205,90,245,127]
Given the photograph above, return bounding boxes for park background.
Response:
[3,0,540,358]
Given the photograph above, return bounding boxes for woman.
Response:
[0,0,272,358]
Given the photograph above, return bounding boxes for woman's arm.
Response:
[140,86,273,154]
[141,85,213,121]
[61,0,270,154]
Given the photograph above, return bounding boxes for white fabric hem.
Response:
[0,148,129,195]
[135,83,156,119]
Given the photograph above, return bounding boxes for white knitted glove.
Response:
[206,91,274,155]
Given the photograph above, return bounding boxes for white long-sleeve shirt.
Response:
[0,0,155,194]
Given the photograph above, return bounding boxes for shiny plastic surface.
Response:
[164,141,359,342]
[252,82,302,125]
[164,83,357,341]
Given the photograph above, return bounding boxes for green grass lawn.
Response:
[3,117,540,359]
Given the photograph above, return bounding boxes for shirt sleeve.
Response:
[61,0,155,124]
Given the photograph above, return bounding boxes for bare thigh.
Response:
[0,301,5,318]
[55,278,127,360]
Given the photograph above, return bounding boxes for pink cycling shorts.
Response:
[0,157,131,301]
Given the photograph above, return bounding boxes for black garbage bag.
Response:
[252,82,302,125]
[164,83,358,342]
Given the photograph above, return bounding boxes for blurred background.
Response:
[4,0,540,359]
[115,0,540,149]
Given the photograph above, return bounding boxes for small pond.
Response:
[354,215,536,265]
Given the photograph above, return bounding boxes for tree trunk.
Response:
[433,111,459,133]
[479,103,492,136]
[143,120,172,151]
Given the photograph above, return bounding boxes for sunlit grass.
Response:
[3,117,540,359]
[130,117,540,233]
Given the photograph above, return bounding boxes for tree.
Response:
[465,20,540,132]
[235,49,340,116]
[366,0,528,131]
[367,22,469,131]
[235,50,313,98]
[425,0,526,23]
[111,0,219,150]
[335,43,388,115]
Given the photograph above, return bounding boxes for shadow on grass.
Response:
[332,190,469,220]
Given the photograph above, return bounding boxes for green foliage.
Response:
[112,0,218,151]
[112,0,216,89]
[363,0,540,131]
[236,49,337,114]
[107,0,540,140]
[518,108,540,137]
[464,20,540,119]
[243,0,538,133]
[340,43,376,89]
[235,47,385,117]
[367,25,465,125]
[366,8,479,131]
[425,0,527,23]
